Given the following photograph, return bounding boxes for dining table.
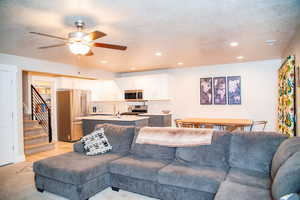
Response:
[177,118,253,132]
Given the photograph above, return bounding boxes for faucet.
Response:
[113,103,121,118]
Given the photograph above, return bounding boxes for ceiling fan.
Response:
[29,20,127,56]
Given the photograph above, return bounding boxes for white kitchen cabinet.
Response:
[116,74,171,100]
[115,77,137,91]
[95,80,122,101]
[56,78,122,102]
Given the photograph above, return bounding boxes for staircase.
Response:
[23,119,55,155]
[23,84,55,156]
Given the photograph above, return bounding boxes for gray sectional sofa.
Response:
[33,124,300,200]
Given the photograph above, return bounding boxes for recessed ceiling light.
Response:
[177,62,184,65]
[236,56,244,60]
[101,60,108,64]
[155,52,162,56]
[230,42,239,47]
[265,40,277,46]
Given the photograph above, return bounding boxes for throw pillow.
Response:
[81,128,112,156]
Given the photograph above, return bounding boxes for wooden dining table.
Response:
[177,118,253,132]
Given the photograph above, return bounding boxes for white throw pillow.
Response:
[81,128,112,156]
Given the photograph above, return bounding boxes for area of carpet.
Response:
[0,162,157,200]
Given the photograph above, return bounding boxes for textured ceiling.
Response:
[0,0,299,73]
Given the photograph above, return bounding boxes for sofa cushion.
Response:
[226,167,271,189]
[271,137,300,179]
[109,156,169,182]
[130,128,176,161]
[229,132,287,173]
[158,162,227,194]
[175,131,231,169]
[94,124,135,154]
[73,141,85,153]
[214,181,272,200]
[33,152,122,185]
[272,152,300,200]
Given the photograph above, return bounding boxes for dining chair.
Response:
[250,120,268,131]
[181,122,195,128]
[174,119,182,128]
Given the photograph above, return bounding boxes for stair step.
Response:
[24,133,48,140]
[24,142,55,155]
[23,114,31,120]
[23,120,39,128]
[24,133,49,146]
[24,127,44,137]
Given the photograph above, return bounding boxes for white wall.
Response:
[118,59,281,131]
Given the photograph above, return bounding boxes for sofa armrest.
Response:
[280,193,300,200]
[73,141,85,153]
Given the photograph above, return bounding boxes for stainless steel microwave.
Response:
[124,90,143,101]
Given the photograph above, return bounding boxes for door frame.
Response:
[0,64,24,163]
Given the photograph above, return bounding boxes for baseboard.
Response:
[14,154,25,163]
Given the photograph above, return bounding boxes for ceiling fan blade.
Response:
[84,31,107,41]
[85,50,94,56]
[29,32,68,40]
[37,43,66,49]
[93,42,127,50]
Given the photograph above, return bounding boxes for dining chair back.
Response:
[250,120,268,131]
[174,119,196,128]
[181,122,195,128]
[174,119,182,128]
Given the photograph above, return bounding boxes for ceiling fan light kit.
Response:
[29,20,127,56]
[69,42,91,55]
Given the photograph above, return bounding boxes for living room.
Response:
[1,1,300,200]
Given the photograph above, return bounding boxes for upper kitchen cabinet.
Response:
[116,74,171,100]
[56,78,122,102]
[95,80,123,102]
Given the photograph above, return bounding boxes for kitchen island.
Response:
[139,113,172,127]
[79,115,149,136]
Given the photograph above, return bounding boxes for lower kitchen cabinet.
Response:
[140,114,172,127]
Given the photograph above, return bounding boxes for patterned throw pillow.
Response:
[81,128,112,156]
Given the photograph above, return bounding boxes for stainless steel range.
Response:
[121,105,148,115]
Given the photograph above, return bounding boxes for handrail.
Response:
[31,85,52,143]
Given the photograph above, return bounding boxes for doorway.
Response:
[0,65,16,166]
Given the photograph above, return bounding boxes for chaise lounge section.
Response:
[33,124,300,200]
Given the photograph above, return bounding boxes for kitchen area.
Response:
[79,89,171,136]
[55,74,172,142]
[24,72,172,143]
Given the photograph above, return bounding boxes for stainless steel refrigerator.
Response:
[57,89,90,142]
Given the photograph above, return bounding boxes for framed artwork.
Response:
[297,66,300,87]
[213,77,226,104]
[278,55,296,137]
[200,78,212,104]
[227,76,241,105]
